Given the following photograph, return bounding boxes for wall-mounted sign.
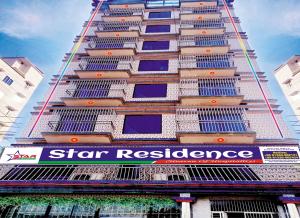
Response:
[0,145,299,165]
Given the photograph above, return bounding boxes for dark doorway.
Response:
[227,213,244,218]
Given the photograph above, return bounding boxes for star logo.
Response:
[6,150,36,161]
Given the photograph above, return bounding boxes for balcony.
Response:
[179,78,243,106]
[179,35,229,55]
[86,37,137,56]
[180,19,225,36]
[41,109,116,144]
[180,6,221,21]
[180,0,217,8]
[176,108,256,144]
[75,56,133,79]
[96,21,141,38]
[61,79,127,107]
[102,8,144,22]
[109,3,145,10]
[179,54,236,77]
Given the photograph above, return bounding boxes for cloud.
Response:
[0,0,91,39]
[235,0,300,37]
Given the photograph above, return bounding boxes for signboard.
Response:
[0,145,299,165]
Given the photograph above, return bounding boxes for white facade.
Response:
[0,57,43,141]
[274,55,300,124]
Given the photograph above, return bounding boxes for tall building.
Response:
[0,57,43,141]
[0,0,299,217]
[274,55,300,125]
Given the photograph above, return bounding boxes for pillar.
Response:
[279,195,300,218]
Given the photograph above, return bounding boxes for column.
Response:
[173,193,195,218]
[279,195,300,218]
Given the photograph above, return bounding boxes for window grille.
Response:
[211,200,280,218]
[180,19,224,29]
[79,56,133,71]
[48,108,116,133]
[179,54,234,69]
[180,78,240,97]
[181,6,219,14]
[17,204,48,217]
[98,21,142,32]
[65,79,127,99]
[89,36,137,49]
[104,8,144,16]
[179,35,227,47]
[176,107,250,133]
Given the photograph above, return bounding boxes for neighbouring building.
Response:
[0,57,43,141]
[0,0,299,218]
[274,55,300,125]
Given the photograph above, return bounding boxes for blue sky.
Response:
[0,0,299,145]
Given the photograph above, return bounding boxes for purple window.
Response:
[138,60,169,71]
[123,115,162,134]
[149,12,171,19]
[133,84,167,98]
[145,25,170,33]
[142,41,170,50]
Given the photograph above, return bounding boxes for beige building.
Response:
[274,55,300,123]
[0,57,43,141]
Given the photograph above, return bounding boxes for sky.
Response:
[0,0,299,145]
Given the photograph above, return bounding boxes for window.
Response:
[133,84,167,98]
[142,41,170,50]
[2,76,13,85]
[149,11,171,19]
[138,60,169,71]
[145,25,170,33]
[199,79,237,96]
[122,115,162,134]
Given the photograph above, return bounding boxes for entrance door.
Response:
[227,213,244,218]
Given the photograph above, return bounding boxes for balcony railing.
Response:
[64,79,127,99]
[103,8,144,17]
[176,108,251,133]
[179,54,234,69]
[89,37,137,49]
[180,6,219,14]
[180,19,224,29]
[180,78,240,97]
[179,35,228,47]
[78,56,133,71]
[48,120,115,134]
[0,165,262,182]
[98,21,142,32]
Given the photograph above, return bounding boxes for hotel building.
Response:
[0,0,299,217]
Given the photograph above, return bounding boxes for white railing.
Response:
[180,6,219,14]
[98,21,142,32]
[180,19,224,29]
[89,37,138,49]
[179,54,234,69]
[180,78,240,97]
[179,35,227,47]
[176,107,251,133]
[64,79,127,99]
[78,56,133,71]
[103,8,144,17]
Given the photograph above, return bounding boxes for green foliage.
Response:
[0,195,176,210]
